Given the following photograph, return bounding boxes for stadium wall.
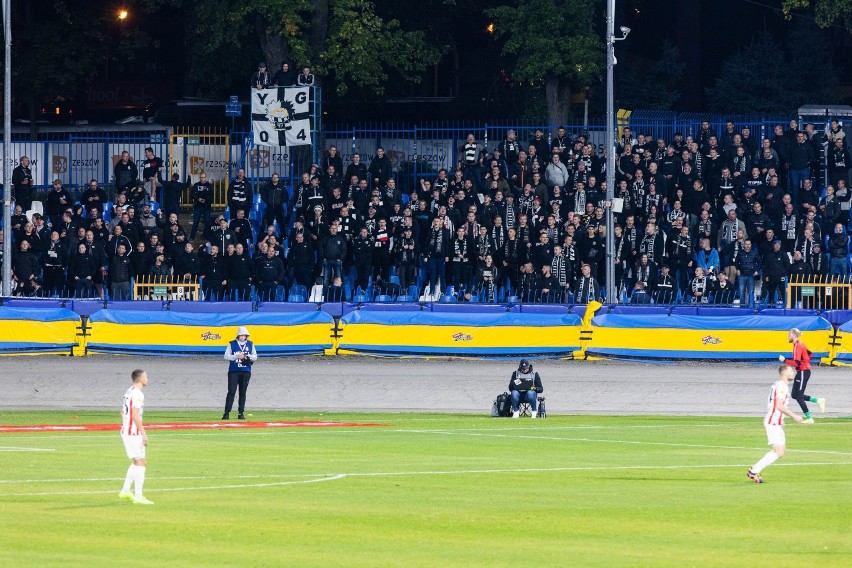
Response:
[0,307,81,355]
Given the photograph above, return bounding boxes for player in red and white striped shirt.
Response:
[119,369,153,504]
[747,365,803,483]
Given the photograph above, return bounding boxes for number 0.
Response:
[259,131,269,143]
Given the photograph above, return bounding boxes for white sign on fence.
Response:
[0,143,46,187]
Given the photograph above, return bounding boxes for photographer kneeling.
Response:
[509,359,544,418]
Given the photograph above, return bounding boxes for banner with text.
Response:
[252,87,312,148]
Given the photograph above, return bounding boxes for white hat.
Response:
[236,326,250,337]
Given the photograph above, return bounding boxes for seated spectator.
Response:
[712,272,736,304]
[630,281,652,304]
[508,359,544,419]
[325,276,346,302]
[689,267,710,303]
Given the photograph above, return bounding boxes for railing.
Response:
[786,274,852,310]
[133,275,201,301]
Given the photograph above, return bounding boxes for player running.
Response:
[779,328,826,423]
[747,365,804,484]
[119,369,153,504]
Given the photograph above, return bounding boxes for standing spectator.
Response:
[761,240,788,305]
[119,369,153,504]
[229,168,252,219]
[780,328,826,423]
[788,132,814,198]
[114,151,138,196]
[45,179,71,226]
[109,243,133,300]
[12,240,41,296]
[226,242,253,300]
[574,263,601,303]
[141,147,163,204]
[368,146,393,189]
[272,61,296,86]
[499,130,520,164]
[828,138,851,186]
[41,230,67,296]
[254,245,286,300]
[69,242,96,297]
[827,224,849,276]
[424,217,450,299]
[261,173,289,232]
[189,173,214,240]
[81,179,108,216]
[162,173,186,220]
[746,365,803,484]
[222,326,258,420]
[345,152,369,183]
[544,152,569,189]
[508,359,543,419]
[200,245,228,300]
[322,146,344,176]
[297,66,315,86]
[689,266,710,303]
[251,62,271,89]
[735,239,760,307]
[11,155,34,212]
[321,223,347,286]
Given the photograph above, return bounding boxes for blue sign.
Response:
[225,96,242,117]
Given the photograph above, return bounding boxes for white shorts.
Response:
[122,434,146,460]
[764,424,786,447]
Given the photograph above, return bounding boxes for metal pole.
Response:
[2,0,12,297]
[604,0,615,303]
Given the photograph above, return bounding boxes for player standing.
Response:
[747,365,804,483]
[779,328,826,423]
[119,369,153,504]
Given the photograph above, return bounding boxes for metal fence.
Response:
[2,110,825,209]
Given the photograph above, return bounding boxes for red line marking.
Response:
[0,421,387,433]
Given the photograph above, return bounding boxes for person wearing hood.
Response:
[508,359,544,419]
[222,327,258,420]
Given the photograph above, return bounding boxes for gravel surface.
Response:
[1,356,849,416]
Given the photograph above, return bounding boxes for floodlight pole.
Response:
[604,0,616,303]
[2,0,11,297]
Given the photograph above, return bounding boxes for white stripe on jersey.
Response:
[764,379,789,427]
[121,386,144,436]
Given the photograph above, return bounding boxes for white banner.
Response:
[252,87,312,148]
[170,141,241,182]
[47,142,104,187]
[0,143,46,187]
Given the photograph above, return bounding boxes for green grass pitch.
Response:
[0,411,850,567]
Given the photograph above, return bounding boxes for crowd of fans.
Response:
[3,119,851,303]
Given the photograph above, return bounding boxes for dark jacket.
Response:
[508,367,543,393]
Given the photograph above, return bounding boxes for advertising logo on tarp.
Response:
[701,335,722,345]
[452,332,472,342]
[53,155,68,174]
[201,332,222,341]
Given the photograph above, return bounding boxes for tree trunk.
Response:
[545,75,571,127]
[309,0,330,68]
[254,14,288,71]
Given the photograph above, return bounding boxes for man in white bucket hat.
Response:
[222,326,258,420]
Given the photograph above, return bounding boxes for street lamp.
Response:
[604,1,629,303]
[118,9,128,21]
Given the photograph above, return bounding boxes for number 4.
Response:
[296,129,307,141]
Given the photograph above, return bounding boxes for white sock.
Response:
[133,466,146,498]
[122,465,135,492]
[752,451,780,474]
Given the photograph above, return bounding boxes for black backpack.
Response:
[491,392,512,417]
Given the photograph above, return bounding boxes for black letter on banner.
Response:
[256,92,269,105]
[259,131,269,143]
[295,91,308,105]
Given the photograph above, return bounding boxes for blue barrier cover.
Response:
[1,299,68,310]
[167,301,254,313]
[89,309,332,326]
[341,310,581,327]
[106,300,165,311]
[72,300,106,317]
[840,319,852,332]
[592,314,833,331]
[0,306,80,322]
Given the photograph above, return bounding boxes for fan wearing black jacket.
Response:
[508,359,544,418]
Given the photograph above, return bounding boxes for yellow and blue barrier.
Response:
[337,310,582,357]
[833,320,852,365]
[585,313,833,361]
[86,310,334,356]
[0,307,81,355]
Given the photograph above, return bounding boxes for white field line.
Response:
[0,447,54,452]
[1,462,851,498]
[0,420,847,443]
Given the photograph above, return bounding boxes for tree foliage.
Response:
[486,0,603,125]
[319,0,442,97]
[705,22,837,115]
[783,0,852,30]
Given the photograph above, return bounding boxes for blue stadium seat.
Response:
[374,294,394,303]
[290,284,307,298]
[439,294,457,303]
[288,294,305,303]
